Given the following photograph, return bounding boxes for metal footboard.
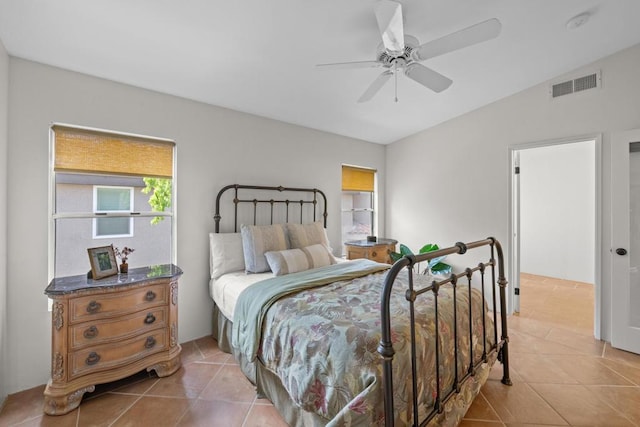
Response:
[378,238,512,427]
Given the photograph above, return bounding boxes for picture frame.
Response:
[87,245,118,279]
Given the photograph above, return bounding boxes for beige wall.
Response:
[0,38,9,402]
[386,43,640,342]
[5,58,386,394]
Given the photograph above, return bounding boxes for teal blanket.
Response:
[231,259,391,363]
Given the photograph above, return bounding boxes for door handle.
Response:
[616,248,628,256]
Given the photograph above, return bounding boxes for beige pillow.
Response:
[287,221,332,251]
[241,224,288,273]
[265,244,336,276]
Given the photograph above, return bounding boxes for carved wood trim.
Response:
[53,302,64,331]
[52,352,64,381]
[171,282,178,305]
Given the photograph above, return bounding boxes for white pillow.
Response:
[286,221,332,252]
[241,224,288,273]
[209,233,245,279]
[265,244,336,276]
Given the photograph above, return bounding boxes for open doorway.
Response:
[510,136,601,338]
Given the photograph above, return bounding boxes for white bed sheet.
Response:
[210,270,273,319]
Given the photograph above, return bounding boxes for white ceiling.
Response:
[1,1,640,144]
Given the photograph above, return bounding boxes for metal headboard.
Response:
[214,184,328,233]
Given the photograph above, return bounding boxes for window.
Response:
[93,186,134,238]
[341,165,376,252]
[50,125,176,278]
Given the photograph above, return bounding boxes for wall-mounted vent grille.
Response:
[552,80,574,98]
[551,72,600,98]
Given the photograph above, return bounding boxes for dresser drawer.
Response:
[70,307,167,350]
[69,284,167,323]
[69,329,167,380]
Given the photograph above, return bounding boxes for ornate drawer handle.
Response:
[144,336,156,349]
[144,313,156,324]
[145,291,156,302]
[371,251,377,257]
[86,352,101,366]
[83,325,98,339]
[86,301,101,313]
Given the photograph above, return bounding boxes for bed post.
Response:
[491,238,512,386]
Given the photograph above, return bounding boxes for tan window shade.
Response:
[342,165,376,192]
[53,125,174,178]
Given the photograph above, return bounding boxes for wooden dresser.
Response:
[345,238,398,264]
[43,264,182,415]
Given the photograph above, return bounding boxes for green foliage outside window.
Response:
[142,178,172,225]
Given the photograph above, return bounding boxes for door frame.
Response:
[508,134,602,339]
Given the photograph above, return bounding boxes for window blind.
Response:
[342,165,376,192]
[53,125,174,178]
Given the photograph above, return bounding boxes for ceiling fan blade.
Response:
[316,60,382,70]
[404,63,452,93]
[357,71,393,103]
[414,18,502,61]
[374,0,405,56]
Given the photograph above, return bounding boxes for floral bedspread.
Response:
[235,260,496,426]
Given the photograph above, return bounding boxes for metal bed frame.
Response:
[213,184,511,427]
[379,239,512,427]
[214,183,327,233]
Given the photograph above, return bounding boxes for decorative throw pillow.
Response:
[209,233,245,279]
[286,221,332,251]
[265,243,336,276]
[241,224,288,273]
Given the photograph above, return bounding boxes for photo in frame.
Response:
[87,245,118,279]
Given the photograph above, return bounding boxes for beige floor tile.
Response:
[508,330,583,356]
[604,344,640,369]
[0,385,46,426]
[481,381,566,425]
[529,383,635,426]
[198,364,257,403]
[145,362,222,399]
[507,353,579,384]
[585,386,640,425]
[176,400,251,427]
[77,392,140,426]
[459,420,505,426]
[12,411,79,427]
[597,357,640,385]
[546,355,633,386]
[463,391,501,421]
[244,404,289,427]
[110,396,193,427]
[544,327,604,355]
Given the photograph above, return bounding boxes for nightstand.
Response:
[43,264,182,415]
[344,239,398,264]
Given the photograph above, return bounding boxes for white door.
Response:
[611,129,640,354]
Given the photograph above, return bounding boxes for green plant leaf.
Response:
[390,244,414,263]
[418,243,439,253]
[430,262,452,275]
[390,251,403,263]
[399,244,414,256]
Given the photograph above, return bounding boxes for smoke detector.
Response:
[566,12,591,30]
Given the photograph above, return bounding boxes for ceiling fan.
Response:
[317,0,502,102]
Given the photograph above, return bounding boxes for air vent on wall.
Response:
[550,71,600,98]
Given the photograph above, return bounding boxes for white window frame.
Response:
[92,185,135,239]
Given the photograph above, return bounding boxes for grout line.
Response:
[521,381,571,426]
[240,395,259,427]
[107,394,145,427]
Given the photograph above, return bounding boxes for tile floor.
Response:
[1,273,639,426]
